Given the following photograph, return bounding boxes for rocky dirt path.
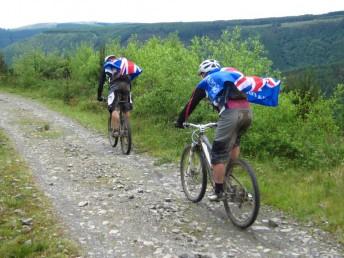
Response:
[0,92,343,258]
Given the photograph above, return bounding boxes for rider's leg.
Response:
[212,162,225,197]
[230,145,240,160]
[108,90,120,134]
[211,109,239,181]
[210,140,229,201]
[111,110,120,133]
[215,146,246,199]
[212,163,225,184]
[122,97,132,120]
[229,109,252,161]
[209,109,239,201]
[124,111,130,119]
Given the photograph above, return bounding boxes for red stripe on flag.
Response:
[235,77,246,87]
[252,76,264,92]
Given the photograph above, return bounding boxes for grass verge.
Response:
[0,129,80,257]
[256,162,343,242]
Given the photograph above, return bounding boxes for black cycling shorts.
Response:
[107,82,133,113]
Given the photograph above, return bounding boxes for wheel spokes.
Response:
[180,147,206,202]
[223,160,259,228]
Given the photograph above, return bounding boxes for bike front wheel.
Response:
[120,112,132,155]
[180,145,207,202]
[223,159,260,228]
[108,116,118,148]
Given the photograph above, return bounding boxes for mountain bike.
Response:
[107,96,132,155]
[180,122,260,228]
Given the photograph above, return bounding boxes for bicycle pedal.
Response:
[208,192,225,202]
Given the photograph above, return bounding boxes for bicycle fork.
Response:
[186,143,197,175]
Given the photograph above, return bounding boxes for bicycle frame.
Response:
[184,122,217,178]
[200,135,212,166]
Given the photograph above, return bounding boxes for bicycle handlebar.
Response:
[183,122,217,130]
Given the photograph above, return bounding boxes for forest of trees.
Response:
[1,11,343,97]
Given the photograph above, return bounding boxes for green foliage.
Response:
[0,51,7,76]
[332,84,344,130]
[11,50,42,87]
[285,68,321,96]
[284,62,344,96]
[126,34,199,122]
[4,30,344,171]
[285,69,322,118]
[191,28,276,76]
[11,50,71,88]
[69,43,99,84]
[245,92,344,169]
[40,53,70,80]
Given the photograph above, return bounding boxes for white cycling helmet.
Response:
[198,59,221,75]
[104,54,116,62]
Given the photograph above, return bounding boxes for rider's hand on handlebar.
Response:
[97,96,105,102]
[174,121,184,129]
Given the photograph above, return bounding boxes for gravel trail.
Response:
[0,92,343,258]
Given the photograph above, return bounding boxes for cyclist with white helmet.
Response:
[176,59,252,201]
[98,54,142,137]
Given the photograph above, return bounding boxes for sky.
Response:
[1,0,344,29]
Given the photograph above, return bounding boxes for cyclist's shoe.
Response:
[112,129,119,137]
[208,191,225,202]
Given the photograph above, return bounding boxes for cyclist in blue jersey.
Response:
[176,59,252,201]
[98,54,142,137]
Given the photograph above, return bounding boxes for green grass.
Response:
[1,84,343,243]
[255,162,344,242]
[0,129,80,257]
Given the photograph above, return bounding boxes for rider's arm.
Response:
[176,87,206,126]
[97,69,106,100]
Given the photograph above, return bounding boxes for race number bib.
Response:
[108,92,115,105]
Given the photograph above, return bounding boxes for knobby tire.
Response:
[180,145,208,202]
[108,116,118,147]
[120,112,132,155]
[223,159,260,228]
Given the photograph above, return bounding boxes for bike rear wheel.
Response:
[180,145,207,202]
[108,116,118,147]
[223,159,260,228]
[120,112,132,155]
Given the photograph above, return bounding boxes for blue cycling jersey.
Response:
[196,68,242,105]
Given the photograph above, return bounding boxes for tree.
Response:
[0,51,7,75]
[285,68,322,118]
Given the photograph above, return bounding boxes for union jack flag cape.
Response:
[104,57,142,80]
[221,67,281,107]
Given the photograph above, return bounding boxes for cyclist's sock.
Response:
[215,183,224,194]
